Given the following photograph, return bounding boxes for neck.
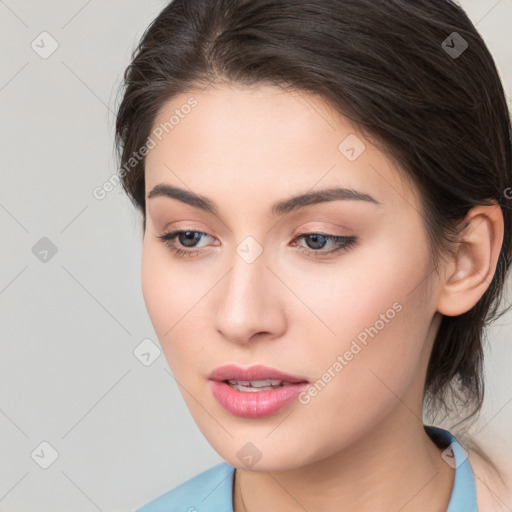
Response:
[233,412,454,512]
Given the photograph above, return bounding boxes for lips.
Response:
[208,364,308,384]
[208,364,309,418]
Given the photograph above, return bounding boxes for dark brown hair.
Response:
[115,0,511,446]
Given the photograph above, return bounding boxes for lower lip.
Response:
[209,380,309,418]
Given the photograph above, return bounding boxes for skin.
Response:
[141,82,504,512]
[468,450,512,511]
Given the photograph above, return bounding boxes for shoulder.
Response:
[427,425,512,511]
[469,449,512,512]
[134,462,235,512]
[463,442,512,512]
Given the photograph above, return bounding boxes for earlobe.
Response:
[437,202,504,317]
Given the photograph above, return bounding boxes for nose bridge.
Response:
[226,232,267,298]
[214,237,281,342]
[222,243,266,319]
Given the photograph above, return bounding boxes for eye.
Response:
[156,230,357,259]
[293,233,357,258]
[156,230,214,258]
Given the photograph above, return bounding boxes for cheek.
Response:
[140,240,212,373]
[141,241,189,345]
[291,231,433,403]
[288,223,430,343]
[141,241,170,336]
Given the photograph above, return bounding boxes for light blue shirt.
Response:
[135,425,477,511]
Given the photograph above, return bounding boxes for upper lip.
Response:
[208,364,308,383]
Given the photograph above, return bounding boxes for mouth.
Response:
[208,363,309,384]
[223,378,300,391]
[208,364,309,418]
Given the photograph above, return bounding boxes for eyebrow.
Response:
[147,183,381,216]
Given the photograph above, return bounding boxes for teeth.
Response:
[232,385,274,392]
[226,378,292,390]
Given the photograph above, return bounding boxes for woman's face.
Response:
[141,83,443,470]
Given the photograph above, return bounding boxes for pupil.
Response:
[180,231,200,247]
[307,234,327,249]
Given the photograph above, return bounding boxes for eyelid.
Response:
[292,220,354,236]
[156,227,357,259]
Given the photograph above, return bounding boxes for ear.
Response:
[437,201,504,317]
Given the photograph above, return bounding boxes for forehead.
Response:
[144,82,419,213]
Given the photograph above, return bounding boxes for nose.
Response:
[213,248,287,346]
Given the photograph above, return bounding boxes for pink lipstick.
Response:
[208,364,309,418]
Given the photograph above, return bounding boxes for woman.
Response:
[114,0,512,510]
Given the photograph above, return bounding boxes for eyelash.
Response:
[156,230,357,259]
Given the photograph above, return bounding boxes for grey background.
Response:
[0,1,511,511]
